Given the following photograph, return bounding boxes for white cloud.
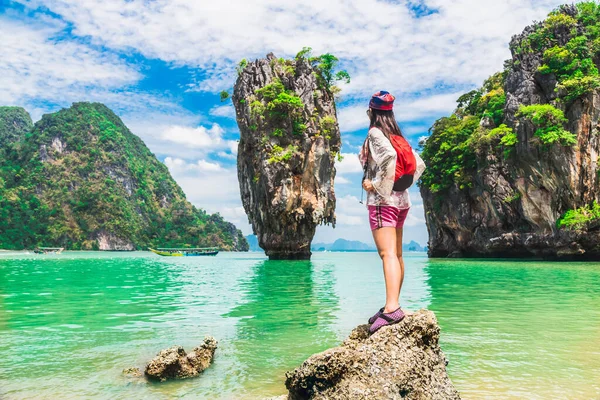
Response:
[314,194,371,242]
[335,153,363,174]
[404,204,426,228]
[217,151,237,160]
[228,141,239,154]
[336,214,363,226]
[335,195,368,225]
[219,206,250,228]
[16,0,565,98]
[164,157,224,173]
[219,206,247,219]
[337,92,462,133]
[0,15,140,106]
[192,159,223,172]
[337,107,369,136]
[209,104,236,119]
[335,176,350,184]
[401,125,432,137]
[157,124,238,158]
[162,124,224,148]
[396,93,463,122]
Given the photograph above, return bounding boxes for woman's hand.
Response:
[362,179,374,192]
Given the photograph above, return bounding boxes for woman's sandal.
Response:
[369,307,405,334]
[368,307,384,324]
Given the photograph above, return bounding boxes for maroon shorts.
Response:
[368,206,409,230]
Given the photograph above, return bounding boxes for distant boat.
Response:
[149,247,219,257]
[34,247,64,254]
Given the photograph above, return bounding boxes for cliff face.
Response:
[233,53,341,260]
[0,102,248,251]
[420,4,600,259]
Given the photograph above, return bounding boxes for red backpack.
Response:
[362,133,417,192]
[389,134,417,191]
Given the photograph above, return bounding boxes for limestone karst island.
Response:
[1,2,599,400]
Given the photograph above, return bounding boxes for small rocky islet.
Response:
[123,336,218,381]
[420,3,600,260]
[233,50,344,260]
[144,337,218,382]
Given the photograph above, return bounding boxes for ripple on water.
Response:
[0,252,599,399]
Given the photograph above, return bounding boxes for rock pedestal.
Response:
[284,310,460,400]
[233,53,340,260]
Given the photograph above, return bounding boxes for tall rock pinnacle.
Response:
[233,52,342,260]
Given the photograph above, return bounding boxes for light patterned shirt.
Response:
[358,127,426,209]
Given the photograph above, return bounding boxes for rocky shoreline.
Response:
[126,310,458,399]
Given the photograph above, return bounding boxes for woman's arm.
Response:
[413,149,426,182]
[368,128,396,197]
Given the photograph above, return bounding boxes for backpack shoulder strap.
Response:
[362,135,370,182]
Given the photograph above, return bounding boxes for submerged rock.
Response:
[233,53,341,260]
[122,367,142,378]
[144,336,217,382]
[284,310,460,400]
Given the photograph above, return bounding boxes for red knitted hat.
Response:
[369,90,395,111]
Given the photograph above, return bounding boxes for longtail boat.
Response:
[34,247,64,254]
[149,247,219,257]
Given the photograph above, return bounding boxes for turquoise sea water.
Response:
[0,251,599,399]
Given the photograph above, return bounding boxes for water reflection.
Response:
[425,258,600,399]
[3,252,597,399]
[0,253,183,394]
[226,259,340,396]
[1,255,178,330]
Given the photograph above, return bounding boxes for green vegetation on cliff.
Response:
[238,50,348,169]
[253,78,306,135]
[267,144,298,164]
[0,103,248,251]
[557,201,600,229]
[246,49,349,140]
[419,115,480,193]
[419,73,514,193]
[516,104,576,146]
[0,106,32,147]
[520,3,600,103]
[419,4,596,195]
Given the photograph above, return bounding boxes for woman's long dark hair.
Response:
[369,108,403,139]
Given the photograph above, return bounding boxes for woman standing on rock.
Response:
[359,91,425,333]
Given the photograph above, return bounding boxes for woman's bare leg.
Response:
[395,227,405,301]
[372,227,400,313]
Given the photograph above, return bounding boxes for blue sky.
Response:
[1,0,564,246]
